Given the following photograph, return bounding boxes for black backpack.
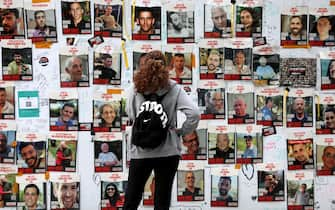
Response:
[131,93,169,149]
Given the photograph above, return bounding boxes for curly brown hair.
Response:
[134,50,170,93]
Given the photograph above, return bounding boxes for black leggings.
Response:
[123,155,180,210]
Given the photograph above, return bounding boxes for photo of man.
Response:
[167,11,194,42]
[0,87,14,117]
[61,1,91,34]
[51,182,79,209]
[216,176,233,201]
[2,48,33,80]
[181,130,207,160]
[287,97,313,127]
[167,53,192,82]
[94,141,122,172]
[211,175,238,207]
[258,171,284,201]
[0,8,25,37]
[236,6,262,37]
[21,183,45,210]
[256,94,283,126]
[204,5,231,38]
[319,146,335,173]
[316,104,335,133]
[50,100,78,131]
[285,16,306,40]
[56,103,75,128]
[288,181,313,207]
[207,49,223,74]
[236,133,262,163]
[281,14,308,45]
[60,55,89,85]
[26,10,57,41]
[133,7,160,40]
[209,133,234,163]
[93,53,120,84]
[94,4,122,37]
[309,16,334,43]
[224,48,252,79]
[0,132,14,162]
[228,92,254,124]
[287,140,314,170]
[205,91,225,115]
[17,142,46,172]
[178,170,204,201]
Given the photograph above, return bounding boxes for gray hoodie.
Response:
[126,80,200,159]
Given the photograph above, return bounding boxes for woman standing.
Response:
[124,50,200,210]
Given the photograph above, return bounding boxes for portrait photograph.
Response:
[94,3,122,37]
[256,95,283,126]
[253,54,280,84]
[316,142,335,176]
[199,48,224,79]
[211,175,238,207]
[236,133,263,164]
[0,86,15,119]
[25,9,57,42]
[309,14,335,46]
[204,4,232,38]
[281,14,308,46]
[286,96,313,127]
[181,128,207,160]
[316,104,335,134]
[258,170,284,201]
[17,182,46,210]
[49,99,78,131]
[101,181,126,208]
[236,6,262,38]
[0,8,25,39]
[321,58,335,90]
[208,132,235,164]
[61,0,91,34]
[0,131,15,164]
[166,11,194,43]
[2,48,33,81]
[93,100,122,132]
[287,179,314,208]
[165,52,192,84]
[224,48,252,80]
[47,139,77,172]
[16,141,46,173]
[51,181,80,209]
[94,140,123,172]
[197,88,225,119]
[93,52,121,85]
[177,169,204,201]
[132,6,161,40]
[227,92,254,124]
[133,51,147,72]
[287,139,314,170]
[59,54,89,87]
